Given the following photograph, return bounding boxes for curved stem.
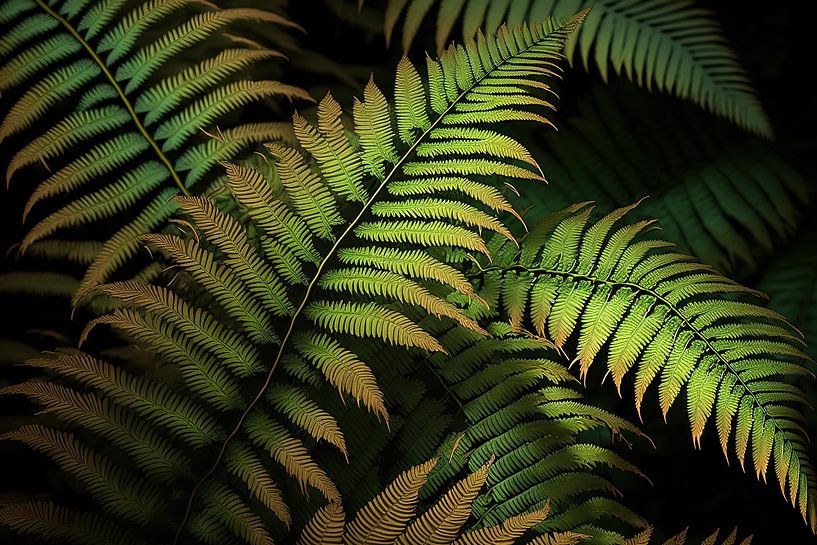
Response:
[34,0,190,196]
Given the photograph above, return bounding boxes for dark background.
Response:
[2,1,816,543]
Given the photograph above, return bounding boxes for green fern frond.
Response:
[225,441,292,528]
[2,15,589,544]
[195,482,275,545]
[23,351,223,446]
[524,85,808,272]
[416,323,647,543]
[1,425,167,524]
[0,379,190,479]
[479,203,817,530]
[0,0,308,298]
[378,0,771,136]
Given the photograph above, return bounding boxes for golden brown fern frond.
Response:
[297,457,555,545]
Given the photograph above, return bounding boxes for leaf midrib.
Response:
[34,0,189,196]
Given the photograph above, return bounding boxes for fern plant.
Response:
[0,14,592,544]
[0,0,308,303]
[2,3,815,544]
[371,0,771,136]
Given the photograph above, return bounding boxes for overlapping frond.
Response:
[525,85,808,273]
[0,0,308,300]
[1,15,587,544]
[477,203,817,530]
[417,323,647,544]
[296,457,553,545]
[378,0,770,136]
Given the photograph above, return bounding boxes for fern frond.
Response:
[1,425,167,524]
[224,441,291,527]
[296,502,345,545]
[0,379,190,479]
[293,98,367,203]
[525,531,590,545]
[345,457,438,543]
[91,281,264,376]
[482,203,817,529]
[0,501,139,545]
[451,504,551,545]
[416,323,646,541]
[196,482,275,545]
[525,85,807,272]
[293,332,389,423]
[268,385,348,458]
[23,351,223,447]
[73,187,179,306]
[0,271,79,298]
[379,0,771,136]
[1,0,306,297]
[244,411,341,502]
[397,457,493,544]
[85,309,245,410]
[299,457,583,545]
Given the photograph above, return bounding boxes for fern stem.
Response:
[473,264,790,441]
[172,34,550,542]
[34,0,190,197]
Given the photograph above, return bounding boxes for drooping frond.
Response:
[0,0,308,301]
[2,15,588,544]
[523,84,808,273]
[477,203,817,530]
[377,0,770,136]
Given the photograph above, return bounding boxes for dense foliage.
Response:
[0,1,815,544]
